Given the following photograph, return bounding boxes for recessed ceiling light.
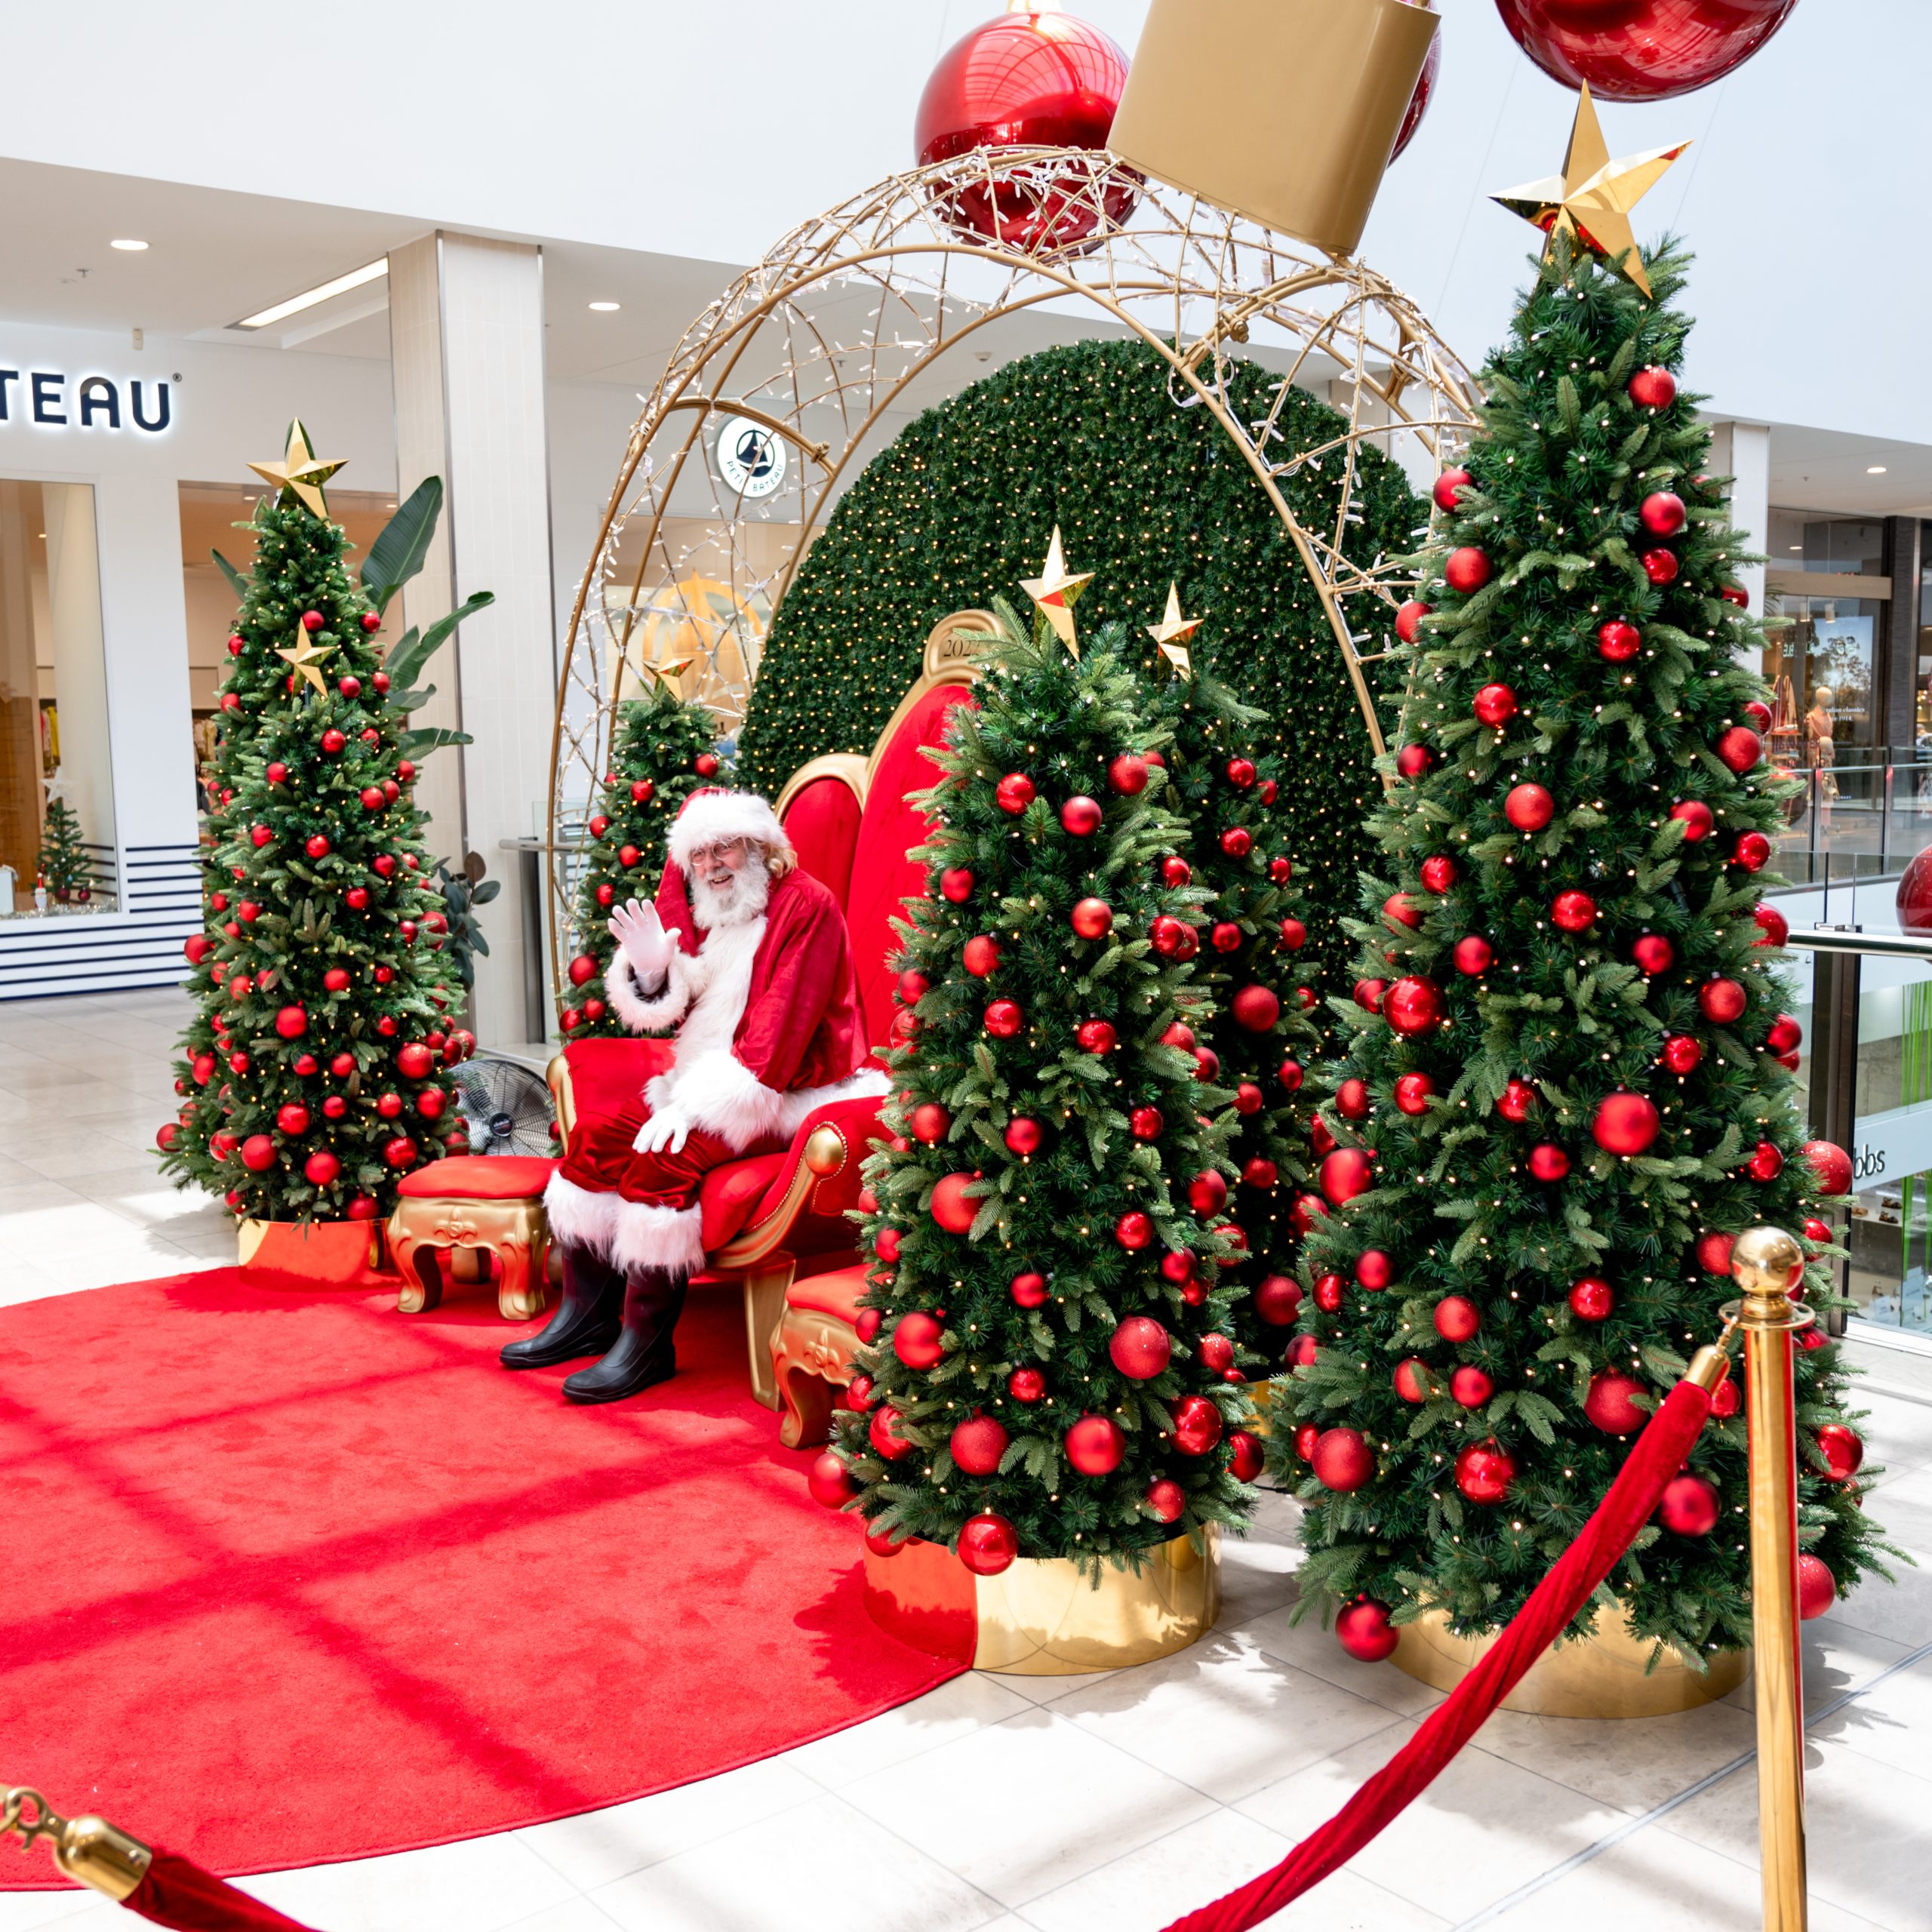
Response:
[589,300,621,312]
[1867,465,1887,475]
[232,258,387,330]
[110,238,148,251]
[1789,545,1802,551]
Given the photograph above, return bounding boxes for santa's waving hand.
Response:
[503,789,885,1404]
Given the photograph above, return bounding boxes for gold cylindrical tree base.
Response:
[1391,1605,1747,1717]
[863,1528,1220,1675]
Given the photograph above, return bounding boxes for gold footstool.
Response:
[386,1156,558,1320]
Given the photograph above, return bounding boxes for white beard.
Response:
[690,860,771,931]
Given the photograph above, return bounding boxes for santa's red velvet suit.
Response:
[506,789,884,1402]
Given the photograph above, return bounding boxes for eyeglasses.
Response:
[689,838,752,870]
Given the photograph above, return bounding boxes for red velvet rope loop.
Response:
[1166,1378,1715,1932]
[123,1849,318,1932]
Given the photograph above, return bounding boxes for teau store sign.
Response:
[0,368,173,434]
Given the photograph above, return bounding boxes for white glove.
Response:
[637,1103,694,1155]
[609,897,680,986]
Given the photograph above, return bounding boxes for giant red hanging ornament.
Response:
[914,8,1137,253]
[1569,1275,1614,1321]
[1494,0,1799,103]
[1434,1295,1480,1343]
[995,772,1036,814]
[1312,1426,1374,1493]
[1597,617,1641,663]
[1336,1596,1401,1662]
[984,998,1024,1038]
[963,934,1001,977]
[1732,830,1772,872]
[1454,935,1494,977]
[1060,795,1103,837]
[1254,1276,1302,1327]
[1669,799,1714,842]
[1392,9,1441,159]
[1395,600,1432,645]
[1420,854,1457,894]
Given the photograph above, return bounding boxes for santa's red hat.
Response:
[666,788,788,871]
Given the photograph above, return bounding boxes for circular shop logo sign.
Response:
[716,417,786,500]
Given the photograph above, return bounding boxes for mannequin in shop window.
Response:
[1804,683,1838,831]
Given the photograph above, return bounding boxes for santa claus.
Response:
[506,788,884,1401]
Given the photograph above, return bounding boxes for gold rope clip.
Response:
[2,1786,152,1900]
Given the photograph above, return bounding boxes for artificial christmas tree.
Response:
[1135,591,1325,1371]
[560,673,727,1038]
[159,428,491,1227]
[1269,228,1887,1663]
[828,593,1259,1571]
[35,797,91,903]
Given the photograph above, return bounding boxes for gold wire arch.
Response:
[546,146,1478,1001]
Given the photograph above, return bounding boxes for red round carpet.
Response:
[0,1270,959,1884]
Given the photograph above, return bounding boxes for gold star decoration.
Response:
[248,419,349,520]
[1491,85,1689,300]
[1019,526,1094,657]
[1145,583,1202,680]
[648,653,697,698]
[275,635,336,697]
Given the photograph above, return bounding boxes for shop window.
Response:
[0,477,115,915]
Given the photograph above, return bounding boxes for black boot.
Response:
[500,1243,623,1369]
[562,1269,688,1404]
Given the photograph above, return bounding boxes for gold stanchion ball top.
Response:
[1731,1225,1804,1298]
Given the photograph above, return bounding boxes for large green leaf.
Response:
[385,590,494,687]
[211,549,248,600]
[398,725,472,758]
[361,477,443,614]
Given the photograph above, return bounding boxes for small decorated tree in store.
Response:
[1137,589,1325,1372]
[1269,211,1887,1663]
[159,426,488,1225]
[35,796,92,904]
[561,672,726,1037]
[823,578,1260,1574]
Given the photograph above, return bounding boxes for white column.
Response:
[42,482,115,857]
[387,232,556,1048]
[1708,420,1771,623]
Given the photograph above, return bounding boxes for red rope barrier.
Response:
[123,1850,319,1932]
[1165,1378,1716,1932]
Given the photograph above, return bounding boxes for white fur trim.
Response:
[774,1066,891,1137]
[605,946,694,1034]
[670,1048,794,1149]
[544,1171,623,1260]
[668,790,787,870]
[611,1199,705,1277]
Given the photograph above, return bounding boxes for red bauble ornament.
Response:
[894,1311,945,1371]
[1335,1596,1401,1663]
[1004,1115,1044,1156]
[337,675,361,698]
[1354,1250,1394,1291]
[1528,1142,1571,1182]
[1240,1158,1277,1192]
[1797,1552,1836,1620]
[1593,1091,1660,1156]
[1765,1014,1802,1055]
[396,1041,435,1080]
[1420,855,1458,894]
[1382,891,1421,931]
[568,954,597,987]
[1660,1472,1721,1537]
[1228,1429,1265,1484]
[962,934,1001,977]
[1395,600,1432,645]
[155,1123,180,1152]
[1698,978,1747,1025]
[1220,826,1254,860]
[238,1134,278,1174]
[1115,1210,1152,1251]
[1313,1272,1343,1314]
[1716,726,1764,774]
[1009,1269,1049,1309]
[275,1102,310,1135]
[300,608,324,632]
[1144,1478,1186,1524]
[808,1453,857,1509]
[1641,547,1680,586]
[1354,977,1387,1014]
[1066,1414,1125,1476]
[1803,1217,1832,1244]
[1629,363,1679,408]
[869,1404,914,1462]
[1160,1248,1198,1286]
[1008,1366,1047,1403]
[1187,1170,1229,1217]
[1231,984,1280,1033]
[1496,0,1798,103]
[303,1149,340,1187]
[915,8,1134,251]
[1161,1021,1196,1052]
[1150,915,1195,958]
[1497,1078,1537,1123]
[1275,917,1309,957]
[1384,976,1444,1036]
[1505,782,1555,832]
[1060,794,1103,837]
[1696,1230,1736,1277]
[1336,1078,1371,1120]
[272,1004,307,1040]
[1393,1358,1432,1404]
[1396,743,1434,780]
[1168,1393,1223,1457]
[897,969,930,1007]
[1107,752,1149,795]
[1569,1275,1614,1321]
[1395,1071,1436,1115]
[1432,466,1473,512]
[1597,617,1642,662]
[931,1172,980,1233]
[1278,1057,1304,1094]
[1320,1149,1374,1208]
[1211,921,1244,954]
[1453,934,1494,977]
[1472,682,1517,727]
[940,866,975,903]
[995,772,1035,815]
[1069,1019,1115,1059]
[1434,1294,1480,1343]
[1662,1034,1703,1075]
[1129,1104,1164,1143]
[1163,855,1193,886]
[984,998,1023,1038]
[1286,1337,1319,1373]
[1312,1426,1374,1493]
[1451,1365,1494,1409]
[1816,1423,1864,1481]
[1669,798,1714,843]
[1109,1315,1172,1381]
[377,1092,404,1121]
[1748,1139,1785,1183]
[1444,547,1492,594]
[1254,1276,1302,1327]
[1070,896,1114,940]
[1290,1192,1326,1235]
[1586,1371,1649,1435]
[1733,831,1773,872]
[950,1414,1009,1477]
[1632,934,1676,977]
[1552,890,1597,933]
[958,1512,1019,1577]
[1455,1439,1516,1506]
[1804,1140,1853,1196]
[1640,490,1687,537]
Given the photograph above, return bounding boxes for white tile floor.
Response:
[2,989,1929,1932]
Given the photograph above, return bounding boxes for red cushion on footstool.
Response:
[786,1266,867,1324]
[397,1156,558,1201]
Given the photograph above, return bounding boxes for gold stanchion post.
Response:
[1727,1226,1812,1932]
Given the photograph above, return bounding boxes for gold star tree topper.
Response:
[248,419,349,520]
[1145,583,1202,680]
[1019,526,1094,657]
[275,634,336,697]
[1491,85,1689,300]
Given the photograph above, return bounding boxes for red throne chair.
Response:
[537,640,986,1423]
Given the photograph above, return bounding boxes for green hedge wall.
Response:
[737,337,1426,986]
